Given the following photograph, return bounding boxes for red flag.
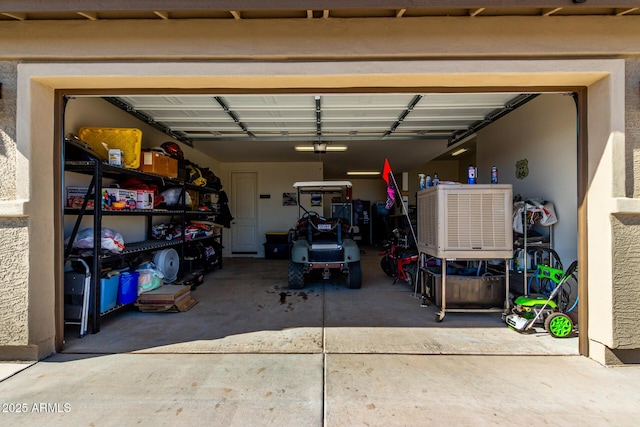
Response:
[382,158,396,210]
[382,158,392,184]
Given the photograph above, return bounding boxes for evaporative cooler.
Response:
[417,184,513,259]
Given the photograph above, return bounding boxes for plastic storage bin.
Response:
[266,232,289,244]
[264,243,290,259]
[431,273,506,308]
[98,275,119,312]
[78,127,142,169]
[118,271,140,305]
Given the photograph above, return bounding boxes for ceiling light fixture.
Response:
[314,142,327,153]
[451,148,468,157]
[294,144,348,152]
[347,171,381,176]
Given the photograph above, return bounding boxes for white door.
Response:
[231,172,258,254]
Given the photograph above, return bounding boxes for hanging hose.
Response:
[527,265,541,294]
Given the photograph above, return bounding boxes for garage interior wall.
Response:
[477,94,578,266]
[408,94,578,267]
[219,161,323,256]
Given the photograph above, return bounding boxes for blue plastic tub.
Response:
[118,271,140,305]
[99,275,119,312]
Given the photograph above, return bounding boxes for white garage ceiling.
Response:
[107,92,537,179]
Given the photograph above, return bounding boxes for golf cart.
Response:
[288,181,362,289]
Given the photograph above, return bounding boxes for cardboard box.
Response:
[136,285,197,312]
[138,151,178,178]
[136,190,154,210]
[102,188,137,210]
[66,186,95,209]
[431,274,506,308]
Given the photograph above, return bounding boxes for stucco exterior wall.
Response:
[0,17,640,60]
[0,16,639,363]
[612,214,640,348]
[0,218,29,345]
[0,62,17,200]
[628,58,640,199]
[603,58,640,364]
[0,63,31,357]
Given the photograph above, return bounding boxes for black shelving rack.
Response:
[64,158,221,333]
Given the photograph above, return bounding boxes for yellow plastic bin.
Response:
[78,127,142,169]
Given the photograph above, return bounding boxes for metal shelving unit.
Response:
[513,200,556,297]
[64,154,221,333]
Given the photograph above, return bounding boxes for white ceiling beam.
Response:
[396,8,406,18]
[230,10,241,19]
[77,12,98,20]
[323,9,330,19]
[616,7,638,16]
[153,11,169,20]
[469,8,484,17]
[2,12,26,20]
[542,8,562,16]
[306,10,313,19]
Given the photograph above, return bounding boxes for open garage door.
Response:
[57,85,580,357]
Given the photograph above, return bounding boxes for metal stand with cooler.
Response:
[416,184,513,321]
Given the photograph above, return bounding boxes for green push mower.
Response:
[504,260,578,338]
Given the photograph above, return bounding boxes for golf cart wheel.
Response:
[544,312,573,338]
[288,262,305,289]
[347,261,362,289]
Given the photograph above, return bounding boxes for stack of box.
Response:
[102,188,137,210]
[135,285,197,312]
[66,186,94,209]
[66,187,154,210]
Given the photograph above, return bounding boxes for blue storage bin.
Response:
[117,271,139,305]
[99,275,119,312]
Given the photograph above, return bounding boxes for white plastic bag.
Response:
[67,228,125,253]
[161,188,191,206]
[135,262,164,295]
[527,199,558,226]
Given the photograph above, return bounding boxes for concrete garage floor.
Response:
[61,247,577,355]
[4,249,640,425]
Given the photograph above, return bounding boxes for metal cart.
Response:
[420,256,510,322]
